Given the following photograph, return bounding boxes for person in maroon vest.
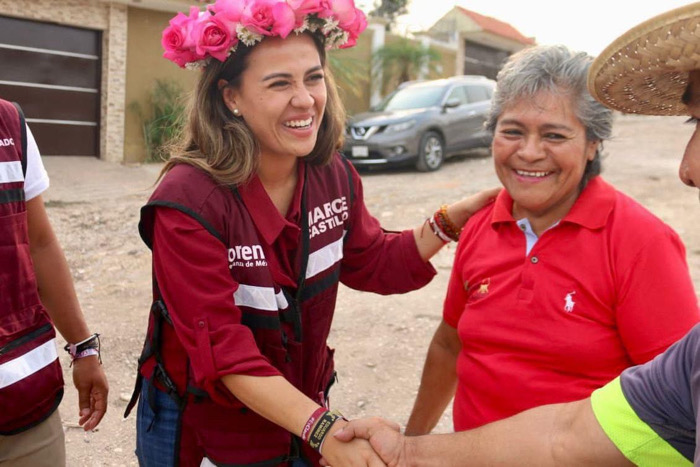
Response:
[124,1,498,466]
[0,99,108,466]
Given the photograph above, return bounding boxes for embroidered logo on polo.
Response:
[564,291,576,312]
[228,244,267,269]
[464,278,492,299]
[308,196,349,239]
[477,278,491,296]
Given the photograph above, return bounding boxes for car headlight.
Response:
[385,120,416,133]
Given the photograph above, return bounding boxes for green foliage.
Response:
[369,0,408,30]
[328,51,370,101]
[129,79,186,162]
[372,37,441,94]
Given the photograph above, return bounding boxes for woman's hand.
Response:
[445,187,501,228]
[320,419,388,467]
[329,417,406,467]
[413,187,501,261]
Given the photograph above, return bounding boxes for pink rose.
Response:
[271,2,296,38]
[340,8,366,48]
[162,7,204,67]
[317,0,333,18]
[287,0,323,27]
[241,0,295,37]
[287,0,323,14]
[210,0,246,23]
[194,12,238,62]
[329,0,356,28]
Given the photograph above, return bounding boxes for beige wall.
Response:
[124,7,196,163]
[430,43,457,79]
[329,30,373,117]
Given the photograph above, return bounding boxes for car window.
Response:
[445,86,469,106]
[377,85,445,111]
[465,85,490,103]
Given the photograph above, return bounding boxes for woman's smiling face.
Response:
[492,90,599,226]
[221,33,327,163]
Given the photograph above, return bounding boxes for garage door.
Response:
[463,40,509,81]
[0,15,101,156]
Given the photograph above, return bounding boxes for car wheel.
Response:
[416,131,444,172]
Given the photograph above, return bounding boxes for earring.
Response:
[233,108,240,117]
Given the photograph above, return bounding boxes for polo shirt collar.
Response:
[237,162,305,245]
[561,176,614,229]
[490,176,615,230]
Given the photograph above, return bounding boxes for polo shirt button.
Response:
[198,321,205,328]
[531,256,539,264]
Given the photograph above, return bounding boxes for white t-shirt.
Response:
[24,124,49,201]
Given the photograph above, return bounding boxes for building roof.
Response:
[456,7,535,45]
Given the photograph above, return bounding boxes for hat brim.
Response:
[588,2,700,116]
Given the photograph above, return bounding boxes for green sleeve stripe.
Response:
[591,377,691,467]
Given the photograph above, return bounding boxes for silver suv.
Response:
[343,76,495,171]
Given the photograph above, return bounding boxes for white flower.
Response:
[236,24,263,47]
[322,17,339,35]
[328,30,349,48]
[185,59,209,71]
[294,17,310,34]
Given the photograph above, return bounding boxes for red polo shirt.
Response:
[152,160,436,387]
[444,177,700,430]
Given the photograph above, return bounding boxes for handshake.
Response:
[319,416,413,467]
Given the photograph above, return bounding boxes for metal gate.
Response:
[0,15,101,156]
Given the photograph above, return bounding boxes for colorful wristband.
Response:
[64,333,101,365]
[74,348,99,360]
[302,407,328,442]
[428,216,451,243]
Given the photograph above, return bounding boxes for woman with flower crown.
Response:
[123,0,498,466]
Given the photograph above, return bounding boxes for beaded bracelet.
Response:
[428,216,451,243]
[436,204,462,242]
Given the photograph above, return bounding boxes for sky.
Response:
[356,0,697,56]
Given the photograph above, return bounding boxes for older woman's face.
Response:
[492,90,598,226]
[221,34,326,162]
[680,70,700,194]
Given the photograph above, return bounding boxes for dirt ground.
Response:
[41,114,699,466]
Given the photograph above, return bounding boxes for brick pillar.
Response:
[101,3,128,162]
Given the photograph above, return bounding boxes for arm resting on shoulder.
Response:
[412,188,500,262]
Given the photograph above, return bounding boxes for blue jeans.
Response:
[135,379,312,467]
[135,379,180,467]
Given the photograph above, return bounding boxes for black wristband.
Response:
[307,410,344,452]
[64,333,101,362]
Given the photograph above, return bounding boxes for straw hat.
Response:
[588,2,700,116]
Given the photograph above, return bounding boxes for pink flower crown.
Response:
[162,0,367,69]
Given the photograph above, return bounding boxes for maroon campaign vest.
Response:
[134,157,354,465]
[0,99,63,434]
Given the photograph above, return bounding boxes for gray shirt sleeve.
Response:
[620,323,700,461]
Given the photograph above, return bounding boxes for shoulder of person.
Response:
[154,163,232,209]
[608,186,681,241]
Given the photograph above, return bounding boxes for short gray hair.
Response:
[486,45,613,184]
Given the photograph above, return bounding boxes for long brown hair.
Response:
[160,31,345,186]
